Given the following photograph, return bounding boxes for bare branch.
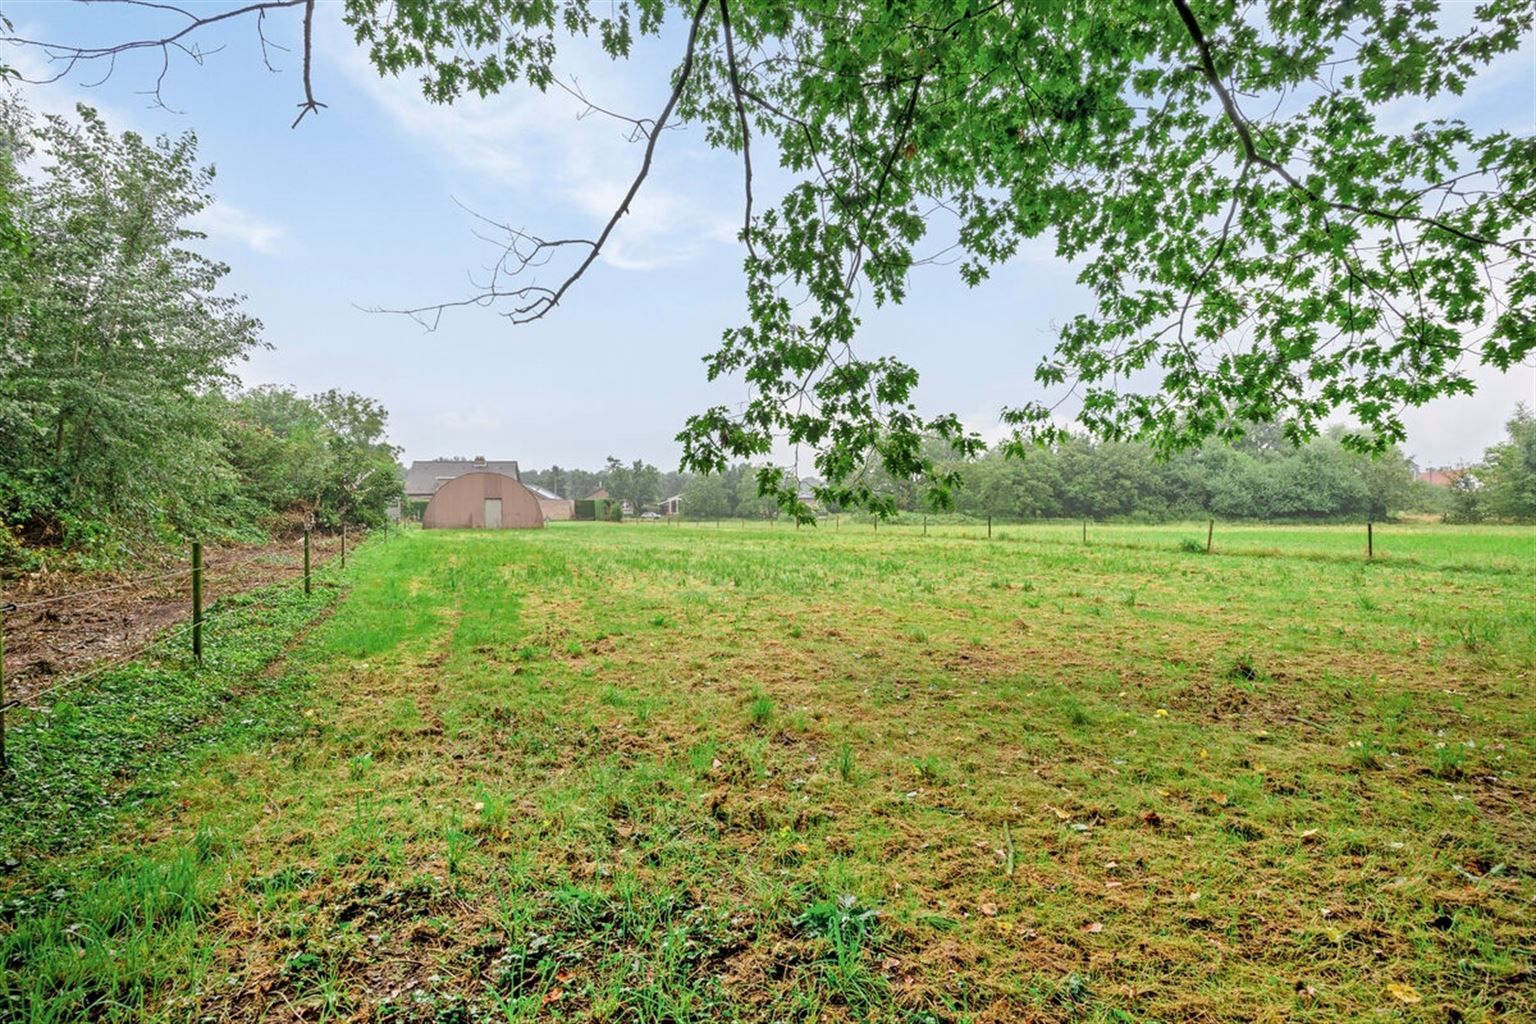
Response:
[550,77,675,143]
[383,0,714,328]
[2,0,316,120]
[290,0,326,128]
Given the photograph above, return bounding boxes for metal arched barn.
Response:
[421,472,545,529]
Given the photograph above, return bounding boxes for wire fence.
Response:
[621,511,1536,574]
[4,567,200,613]
[0,527,363,769]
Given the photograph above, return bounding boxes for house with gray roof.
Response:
[405,456,521,500]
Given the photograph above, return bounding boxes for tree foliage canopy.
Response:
[0,98,402,565]
[12,1,1533,518]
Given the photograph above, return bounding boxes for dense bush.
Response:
[0,99,400,568]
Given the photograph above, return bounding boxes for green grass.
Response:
[3,521,1534,1023]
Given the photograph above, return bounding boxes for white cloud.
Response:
[191,200,287,254]
[326,15,739,272]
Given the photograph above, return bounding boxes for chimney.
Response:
[473,455,486,468]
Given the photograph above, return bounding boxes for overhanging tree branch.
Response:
[1170,0,1509,252]
[3,0,318,121]
[382,0,714,328]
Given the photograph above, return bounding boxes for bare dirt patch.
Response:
[1,533,350,707]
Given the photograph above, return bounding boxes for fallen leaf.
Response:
[1386,982,1421,1005]
[1209,792,1229,806]
[542,987,565,1005]
[979,902,999,917]
[1155,708,1170,718]
[1083,921,1103,933]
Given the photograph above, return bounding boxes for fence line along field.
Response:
[4,522,1533,1023]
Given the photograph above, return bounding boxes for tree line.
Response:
[0,99,401,569]
[527,422,1484,524]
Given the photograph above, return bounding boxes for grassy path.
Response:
[4,524,1533,1022]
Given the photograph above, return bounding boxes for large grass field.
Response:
[4,522,1535,1023]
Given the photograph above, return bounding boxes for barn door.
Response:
[483,498,502,528]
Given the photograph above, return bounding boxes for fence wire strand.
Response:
[5,567,198,612]
[9,618,200,714]
[2,534,352,722]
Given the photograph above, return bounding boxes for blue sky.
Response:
[6,2,1533,472]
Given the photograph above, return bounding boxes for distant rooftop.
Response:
[525,483,563,501]
[405,456,520,497]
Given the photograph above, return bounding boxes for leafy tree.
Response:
[1479,406,1536,521]
[13,2,1532,519]
[1445,469,1486,524]
[310,390,403,527]
[220,387,332,516]
[733,467,779,519]
[0,101,259,552]
[221,387,402,529]
[680,471,731,518]
[0,96,402,564]
[601,456,662,512]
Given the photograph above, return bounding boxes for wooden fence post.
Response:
[1367,520,1374,560]
[923,515,927,536]
[1082,519,1088,544]
[303,528,312,596]
[0,601,10,770]
[191,541,203,667]
[1206,519,1214,554]
[987,515,992,540]
[341,522,347,569]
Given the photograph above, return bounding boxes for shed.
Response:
[422,472,545,530]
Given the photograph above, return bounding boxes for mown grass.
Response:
[3,522,1534,1023]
